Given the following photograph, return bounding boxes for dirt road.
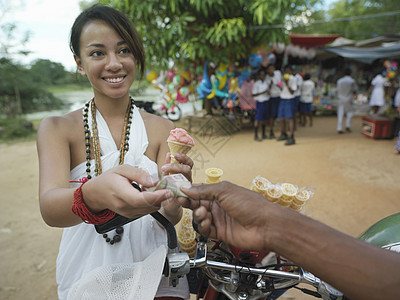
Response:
[0,115,399,299]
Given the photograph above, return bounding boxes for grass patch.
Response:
[0,117,39,144]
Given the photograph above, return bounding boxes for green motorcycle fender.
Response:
[359,212,400,251]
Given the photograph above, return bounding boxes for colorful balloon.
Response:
[387,71,395,79]
[248,53,263,68]
[145,70,157,82]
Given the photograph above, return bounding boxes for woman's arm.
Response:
[37,114,173,228]
[37,116,83,227]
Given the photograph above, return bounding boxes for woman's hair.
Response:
[69,4,145,78]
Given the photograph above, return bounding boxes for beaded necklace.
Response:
[83,97,134,244]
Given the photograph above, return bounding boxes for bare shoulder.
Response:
[139,110,174,162]
[139,110,174,139]
[37,109,85,157]
[37,109,82,139]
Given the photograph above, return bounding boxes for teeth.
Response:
[105,77,123,83]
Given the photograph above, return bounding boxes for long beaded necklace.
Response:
[83,97,134,244]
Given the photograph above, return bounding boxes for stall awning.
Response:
[289,34,342,48]
[320,41,400,64]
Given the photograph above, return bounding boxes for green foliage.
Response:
[102,0,317,69]
[30,59,68,85]
[0,117,35,141]
[293,0,400,40]
[0,58,70,116]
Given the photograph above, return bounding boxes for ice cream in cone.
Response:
[167,128,195,163]
[205,168,223,184]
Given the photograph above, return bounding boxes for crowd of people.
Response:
[252,64,315,145]
[251,64,400,152]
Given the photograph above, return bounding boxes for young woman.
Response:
[36,4,191,299]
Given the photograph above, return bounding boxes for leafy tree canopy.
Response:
[292,0,400,40]
[102,0,321,69]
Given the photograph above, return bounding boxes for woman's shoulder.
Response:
[139,110,174,137]
[37,108,83,139]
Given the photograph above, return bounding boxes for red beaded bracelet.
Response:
[71,180,115,225]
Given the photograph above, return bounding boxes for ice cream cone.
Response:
[250,176,271,196]
[265,185,282,203]
[294,189,310,206]
[205,168,223,184]
[176,208,197,258]
[280,183,298,203]
[168,140,193,163]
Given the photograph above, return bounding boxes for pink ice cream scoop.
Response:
[167,128,195,146]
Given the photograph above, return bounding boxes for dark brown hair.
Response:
[69,4,145,78]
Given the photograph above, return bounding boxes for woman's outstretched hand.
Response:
[81,165,174,219]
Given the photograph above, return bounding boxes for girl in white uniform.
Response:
[367,73,386,114]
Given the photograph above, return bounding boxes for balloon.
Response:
[173,75,182,86]
[145,70,157,82]
[387,71,395,79]
[383,60,391,68]
[284,73,290,80]
[167,70,176,82]
[180,86,190,97]
[248,53,263,68]
[181,71,190,80]
[168,82,175,93]
[391,62,398,69]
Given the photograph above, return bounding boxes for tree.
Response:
[102,0,321,69]
[292,0,400,40]
[30,59,68,85]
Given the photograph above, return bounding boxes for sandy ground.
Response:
[0,115,399,300]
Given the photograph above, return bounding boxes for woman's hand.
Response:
[158,152,194,224]
[161,152,194,182]
[81,165,174,219]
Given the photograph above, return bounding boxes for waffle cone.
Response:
[168,141,193,163]
[205,168,223,183]
[265,186,282,203]
[250,176,271,195]
[294,189,310,205]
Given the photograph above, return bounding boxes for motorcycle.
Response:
[95,182,400,300]
[162,212,400,300]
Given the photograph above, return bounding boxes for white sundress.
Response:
[56,103,189,299]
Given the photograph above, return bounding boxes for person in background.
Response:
[180,182,400,300]
[366,71,386,114]
[277,65,297,146]
[36,5,191,299]
[336,68,358,134]
[265,64,282,139]
[394,79,400,154]
[299,73,315,127]
[252,68,270,141]
[292,66,303,130]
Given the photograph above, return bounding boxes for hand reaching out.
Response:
[181,182,274,251]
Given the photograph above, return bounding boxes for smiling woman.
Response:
[36,4,192,300]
